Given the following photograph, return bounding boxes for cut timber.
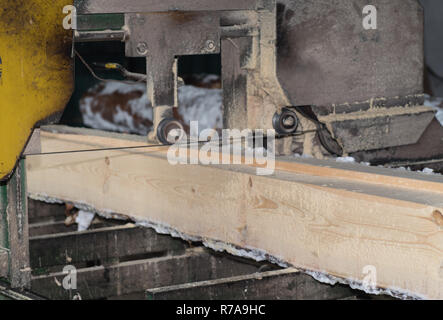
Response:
[26,126,443,299]
[146,268,354,300]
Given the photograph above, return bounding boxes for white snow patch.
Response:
[336,156,356,163]
[424,94,443,126]
[421,167,435,175]
[394,166,440,176]
[75,210,95,232]
[294,153,314,159]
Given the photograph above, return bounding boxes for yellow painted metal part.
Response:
[105,63,119,69]
[0,0,74,181]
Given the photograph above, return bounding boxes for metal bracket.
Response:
[125,12,221,142]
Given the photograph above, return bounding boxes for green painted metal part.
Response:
[0,183,9,250]
[0,179,10,282]
[77,13,124,31]
[0,160,30,288]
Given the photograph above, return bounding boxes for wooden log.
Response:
[31,247,262,300]
[26,126,443,299]
[146,268,355,300]
[30,225,187,269]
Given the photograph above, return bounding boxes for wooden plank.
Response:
[31,247,262,300]
[33,125,443,194]
[146,268,355,300]
[30,224,187,269]
[26,126,443,299]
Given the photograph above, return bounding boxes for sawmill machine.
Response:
[0,0,434,289]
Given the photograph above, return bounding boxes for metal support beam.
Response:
[146,268,355,300]
[31,247,262,300]
[75,0,262,14]
[0,160,31,289]
[30,225,187,269]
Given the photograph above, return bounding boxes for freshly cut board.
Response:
[26,126,443,299]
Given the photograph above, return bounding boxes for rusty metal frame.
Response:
[75,0,263,14]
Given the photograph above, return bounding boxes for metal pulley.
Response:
[272,108,299,135]
[156,118,186,145]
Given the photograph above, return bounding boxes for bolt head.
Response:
[136,42,148,56]
[205,40,216,52]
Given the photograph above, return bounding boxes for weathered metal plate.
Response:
[125,12,221,58]
[276,0,424,108]
[319,108,436,153]
[125,12,220,107]
[77,13,124,31]
[75,0,262,14]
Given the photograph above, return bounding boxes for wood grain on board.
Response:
[26,126,443,299]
